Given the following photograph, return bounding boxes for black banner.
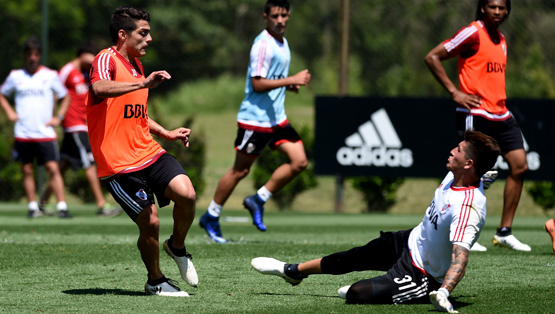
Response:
[314,97,554,180]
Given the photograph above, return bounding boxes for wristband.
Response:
[57,114,64,121]
[438,287,450,298]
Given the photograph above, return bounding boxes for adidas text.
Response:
[336,146,413,167]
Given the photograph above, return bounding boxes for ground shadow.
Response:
[63,288,145,296]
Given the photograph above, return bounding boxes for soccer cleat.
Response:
[250,257,304,286]
[481,170,498,190]
[243,195,267,231]
[199,212,227,243]
[470,242,487,252]
[38,204,55,216]
[337,285,351,299]
[97,203,123,217]
[27,210,42,218]
[545,219,555,252]
[492,234,531,251]
[145,277,189,297]
[58,210,73,218]
[163,238,199,287]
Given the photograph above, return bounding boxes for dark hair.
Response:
[109,6,150,44]
[265,0,290,14]
[476,0,511,21]
[23,36,42,53]
[76,41,100,57]
[464,131,500,177]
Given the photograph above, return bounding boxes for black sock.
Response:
[168,235,187,257]
[284,263,308,280]
[147,275,167,286]
[497,227,512,236]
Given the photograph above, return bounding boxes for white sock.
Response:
[56,201,68,211]
[256,186,272,203]
[207,200,222,217]
[28,201,39,211]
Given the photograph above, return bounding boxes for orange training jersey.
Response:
[86,47,165,178]
[452,21,507,116]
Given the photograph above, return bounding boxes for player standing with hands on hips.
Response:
[86,6,198,296]
[199,0,311,243]
[425,0,530,251]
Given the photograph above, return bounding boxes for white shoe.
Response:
[470,242,487,252]
[492,234,531,251]
[163,239,199,287]
[145,278,189,297]
[250,257,304,286]
[337,285,351,299]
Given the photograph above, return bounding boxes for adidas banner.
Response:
[314,97,554,180]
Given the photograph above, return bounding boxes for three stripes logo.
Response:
[336,108,413,167]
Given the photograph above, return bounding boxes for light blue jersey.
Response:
[237,29,290,131]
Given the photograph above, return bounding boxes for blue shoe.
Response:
[199,212,227,243]
[243,195,267,232]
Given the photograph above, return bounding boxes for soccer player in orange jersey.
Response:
[86,6,197,296]
[425,0,531,252]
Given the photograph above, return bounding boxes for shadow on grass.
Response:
[259,292,340,299]
[63,288,145,296]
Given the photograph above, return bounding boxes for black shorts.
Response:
[234,123,301,156]
[60,132,95,170]
[13,140,60,165]
[456,112,524,152]
[103,153,187,221]
[321,229,440,304]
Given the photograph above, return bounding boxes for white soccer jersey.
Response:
[1,66,67,140]
[408,172,486,282]
[237,29,290,130]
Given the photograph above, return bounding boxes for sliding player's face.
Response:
[125,20,152,58]
[264,6,290,38]
[447,141,470,172]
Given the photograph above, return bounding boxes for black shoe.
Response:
[97,204,122,217]
[59,210,73,218]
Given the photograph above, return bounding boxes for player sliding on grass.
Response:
[425,0,531,252]
[252,131,500,312]
[86,6,197,297]
[199,0,311,243]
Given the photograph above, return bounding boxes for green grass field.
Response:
[1,203,553,313]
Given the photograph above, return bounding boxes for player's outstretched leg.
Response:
[545,219,555,252]
[199,212,227,243]
[243,195,266,231]
[163,235,199,287]
[144,276,189,297]
[251,257,307,286]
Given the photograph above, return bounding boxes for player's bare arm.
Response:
[441,244,469,293]
[251,69,311,93]
[91,70,171,98]
[0,93,18,122]
[425,44,481,110]
[148,117,191,147]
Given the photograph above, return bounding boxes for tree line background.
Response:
[1,0,554,209]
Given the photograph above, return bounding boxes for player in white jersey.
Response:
[0,36,72,218]
[251,131,500,312]
[199,0,311,243]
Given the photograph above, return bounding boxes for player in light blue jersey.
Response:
[200,0,311,243]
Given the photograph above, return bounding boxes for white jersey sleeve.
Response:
[249,39,274,79]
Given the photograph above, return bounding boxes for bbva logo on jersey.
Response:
[336,108,414,168]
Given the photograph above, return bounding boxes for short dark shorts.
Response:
[60,132,95,170]
[234,123,302,156]
[103,153,187,221]
[13,140,60,165]
[456,112,524,152]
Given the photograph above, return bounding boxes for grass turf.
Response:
[0,203,553,313]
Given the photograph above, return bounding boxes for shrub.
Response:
[350,176,405,212]
[527,181,555,210]
[251,125,318,210]
[0,114,24,202]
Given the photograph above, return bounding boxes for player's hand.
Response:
[45,116,62,127]
[167,127,191,148]
[290,69,311,87]
[6,111,18,123]
[430,290,458,313]
[452,90,480,110]
[286,84,300,93]
[143,70,171,89]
